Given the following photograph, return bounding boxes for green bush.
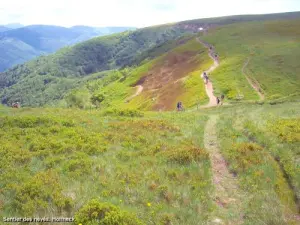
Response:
[231,142,266,172]
[1,116,54,128]
[103,108,144,117]
[268,118,300,143]
[91,93,106,108]
[74,199,144,225]
[65,89,91,109]
[63,154,92,177]
[163,146,209,164]
[13,170,73,216]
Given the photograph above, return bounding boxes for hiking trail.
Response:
[196,38,219,108]
[204,115,244,225]
[242,58,265,101]
[125,85,143,103]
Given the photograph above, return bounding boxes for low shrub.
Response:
[12,170,73,216]
[163,146,208,164]
[268,118,300,143]
[231,142,266,172]
[63,153,92,177]
[103,108,144,117]
[74,199,144,225]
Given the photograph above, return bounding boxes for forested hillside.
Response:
[0,25,135,72]
[0,26,191,106]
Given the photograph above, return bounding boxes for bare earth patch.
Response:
[125,85,144,103]
[134,50,202,111]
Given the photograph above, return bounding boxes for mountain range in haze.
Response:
[0,24,136,72]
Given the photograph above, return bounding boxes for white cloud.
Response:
[0,0,299,27]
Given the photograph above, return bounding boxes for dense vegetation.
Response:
[0,101,299,224]
[0,106,212,224]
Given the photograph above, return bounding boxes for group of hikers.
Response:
[209,46,219,61]
[176,65,224,111]
[202,71,209,84]
[176,94,224,111]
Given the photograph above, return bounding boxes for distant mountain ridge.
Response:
[0,26,11,32]
[0,25,136,72]
[3,23,24,29]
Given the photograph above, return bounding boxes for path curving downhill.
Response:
[242,58,265,101]
[125,85,144,103]
[196,38,220,108]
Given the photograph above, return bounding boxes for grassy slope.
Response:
[1,101,299,224]
[0,107,212,224]
[178,11,300,27]
[201,19,300,101]
[166,100,300,224]
[126,38,211,110]
[2,12,300,107]
[61,18,300,111]
[208,101,300,224]
[69,38,211,111]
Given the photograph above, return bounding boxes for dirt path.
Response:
[125,85,143,103]
[196,38,219,108]
[204,115,244,225]
[242,58,265,101]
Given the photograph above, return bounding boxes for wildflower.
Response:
[147,202,151,207]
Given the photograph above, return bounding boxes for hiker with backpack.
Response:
[216,97,220,105]
[176,102,181,111]
[176,102,184,111]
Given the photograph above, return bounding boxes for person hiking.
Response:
[180,102,184,111]
[216,97,220,105]
[220,94,225,105]
[204,73,209,84]
[176,102,184,111]
[177,102,182,111]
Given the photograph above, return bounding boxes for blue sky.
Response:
[0,0,300,27]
